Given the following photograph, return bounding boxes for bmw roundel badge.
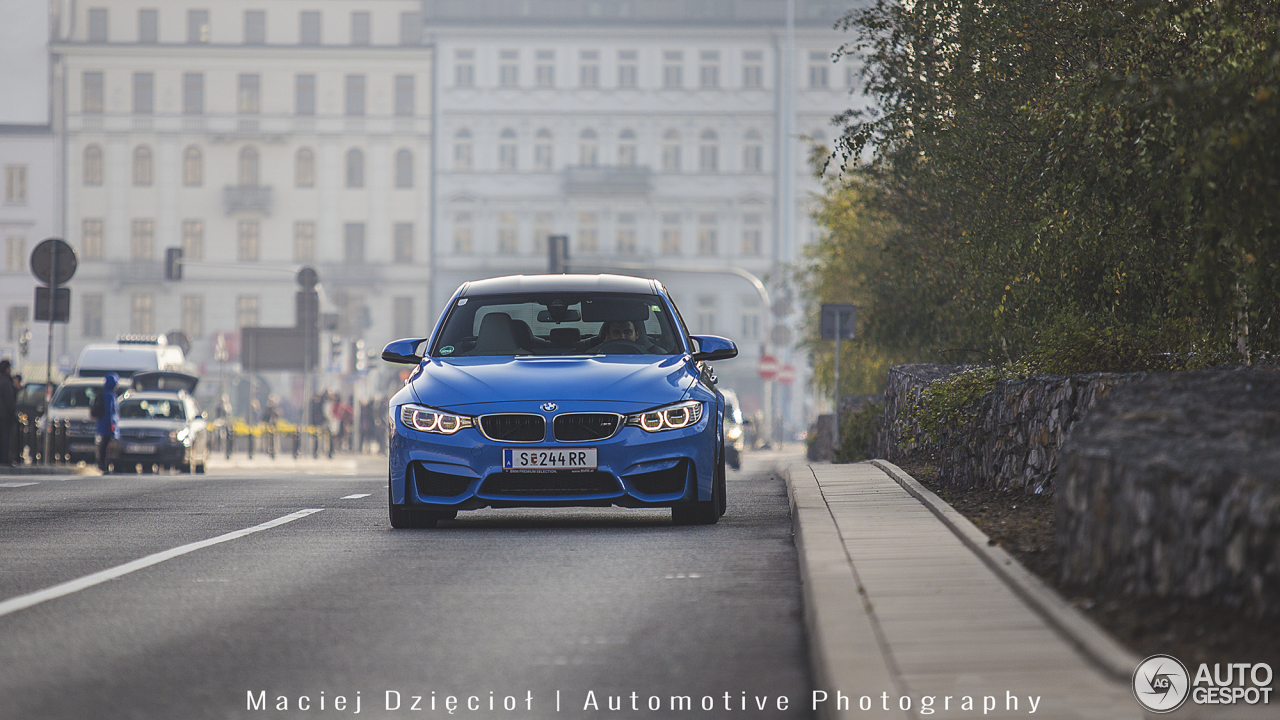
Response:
[541,402,558,412]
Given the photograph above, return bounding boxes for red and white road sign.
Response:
[776,363,796,385]
[757,354,778,381]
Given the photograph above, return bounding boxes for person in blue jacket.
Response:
[96,372,119,472]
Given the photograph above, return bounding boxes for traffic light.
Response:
[165,247,183,280]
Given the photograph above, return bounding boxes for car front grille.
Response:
[552,413,622,442]
[411,463,472,497]
[627,460,691,496]
[480,471,620,496]
[479,414,545,442]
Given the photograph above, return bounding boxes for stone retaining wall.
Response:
[871,364,1139,493]
[1056,370,1280,615]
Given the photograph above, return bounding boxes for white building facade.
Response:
[422,0,864,426]
[52,0,432,386]
[1,125,60,377]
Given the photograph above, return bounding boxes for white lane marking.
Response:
[0,508,323,619]
[340,493,371,499]
[0,482,40,488]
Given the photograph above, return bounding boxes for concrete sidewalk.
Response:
[784,459,1145,720]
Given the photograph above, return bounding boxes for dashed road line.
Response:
[340,493,372,499]
[0,482,40,488]
[0,508,324,619]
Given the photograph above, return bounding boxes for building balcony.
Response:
[223,185,272,215]
[563,165,652,195]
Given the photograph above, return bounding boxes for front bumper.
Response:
[389,401,717,510]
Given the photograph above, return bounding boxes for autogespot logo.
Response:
[1133,654,1190,713]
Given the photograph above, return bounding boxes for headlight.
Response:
[400,404,474,435]
[625,400,704,432]
[727,425,743,440]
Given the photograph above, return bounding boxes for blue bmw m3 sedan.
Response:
[381,274,738,528]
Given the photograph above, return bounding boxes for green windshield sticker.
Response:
[440,345,455,355]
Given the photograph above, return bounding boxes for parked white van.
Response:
[74,335,189,379]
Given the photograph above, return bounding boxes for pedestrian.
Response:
[95,372,120,472]
[0,360,16,466]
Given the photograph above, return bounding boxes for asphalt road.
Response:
[0,454,811,719]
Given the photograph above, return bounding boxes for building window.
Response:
[132,293,155,334]
[237,220,259,261]
[741,302,761,341]
[393,297,414,338]
[133,72,153,114]
[182,219,203,259]
[183,72,204,114]
[663,51,683,89]
[699,50,720,89]
[743,50,764,88]
[345,74,365,116]
[661,213,681,255]
[83,146,103,185]
[183,146,202,186]
[83,72,104,113]
[499,49,519,87]
[395,75,415,116]
[696,295,716,334]
[453,130,473,170]
[182,296,203,338]
[343,222,364,264]
[662,130,681,172]
[453,212,473,254]
[395,149,414,188]
[345,148,364,187]
[138,9,158,43]
[578,129,598,167]
[496,213,518,254]
[88,8,109,42]
[697,214,717,255]
[350,11,370,45]
[236,296,259,329]
[244,10,265,44]
[4,166,26,204]
[238,146,259,185]
[455,49,475,87]
[618,50,638,88]
[238,74,260,114]
[616,213,637,255]
[577,213,598,254]
[533,213,553,255]
[741,213,762,256]
[534,129,553,171]
[82,219,104,259]
[295,147,315,187]
[133,146,152,186]
[579,50,599,88]
[809,50,829,89]
[498,129,518,171]
[617,129,637,167]
[394,222,414,263]
[743,130,763,172]
[131,219,154,260]
[5,236,25,271]
[294,221,315,261]
[299,11,321,45]
[698,130,718,172]
[187,9,209,44]
[295,74,315,116]
[536,50,555,88]
[84,294,104,337]
[399,12,422,45]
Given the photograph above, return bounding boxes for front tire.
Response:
[388,475,456,528]
[672,462,722,526]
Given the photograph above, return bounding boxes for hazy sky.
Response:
[0,0,50,125]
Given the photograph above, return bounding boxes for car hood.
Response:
[409,355,697,412]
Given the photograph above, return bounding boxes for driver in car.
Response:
[601,320,638,343]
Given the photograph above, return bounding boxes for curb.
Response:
[784,463,911,720]
[869,459,1140,682]
[0,465,99,476]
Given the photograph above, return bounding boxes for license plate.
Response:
[125,444,157,454]
[70,443,97,453]
[504,448,597,471]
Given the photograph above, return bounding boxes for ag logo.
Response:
[1134,654,1190,713]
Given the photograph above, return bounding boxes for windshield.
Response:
[52,384,124,409]
[431,292,683,357]
[119,398,187,421]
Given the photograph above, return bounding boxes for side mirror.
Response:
[690,335,738,362]
[382,337,426,365]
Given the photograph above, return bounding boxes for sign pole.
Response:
[833,310,841,453]
[43,242,58,465]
